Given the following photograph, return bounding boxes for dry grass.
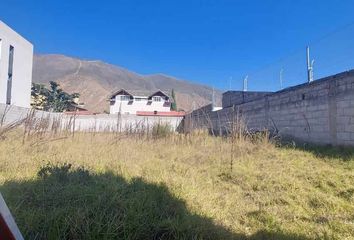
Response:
[0,130,354,239]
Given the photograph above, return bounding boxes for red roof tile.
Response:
[136,111,185,117]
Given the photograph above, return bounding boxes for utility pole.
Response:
[243,75,248,92]
[307,46,314,83]
[192,101,196,111]
[212,86,215,109]
[280,68,284,89]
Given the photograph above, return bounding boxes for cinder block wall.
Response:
[222,91,272,108]
[184,104,213,132]
[186,70,354,146]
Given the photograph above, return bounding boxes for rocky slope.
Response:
[32,54,221,113]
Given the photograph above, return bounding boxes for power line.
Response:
[240,20,354,79]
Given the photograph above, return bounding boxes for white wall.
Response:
[0,103,183,132]
[0,21,33,108]
[110,95,171,114]
[71,114,183,132]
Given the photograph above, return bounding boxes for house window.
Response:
[120,95,130,101]
[135,97,144,101]
[153,96,161,102]
[6,45,14,105]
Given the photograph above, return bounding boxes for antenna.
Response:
[280,68,284,89]
[306,46,314,83]
[229,77,232,90]
[311,59,315,82]
[243,75,248,92]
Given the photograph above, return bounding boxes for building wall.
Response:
[0,21,33,108]
[186,70,354,146]
[110,95,171,114]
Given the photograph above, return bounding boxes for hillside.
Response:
[32,54,222,112]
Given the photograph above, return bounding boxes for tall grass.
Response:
[0,114,353,239]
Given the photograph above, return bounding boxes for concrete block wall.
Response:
[222,91,272,108]
[184,104,213,131]
[186,70,354,146]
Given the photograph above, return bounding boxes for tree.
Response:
[31,81,80,112]
[171,89,177,111]
[31,83,49,110]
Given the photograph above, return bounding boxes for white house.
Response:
[109,89,172,114]
[0,21,33,108]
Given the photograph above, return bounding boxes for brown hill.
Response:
[32,54,221,113]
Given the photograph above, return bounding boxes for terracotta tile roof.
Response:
[136,111,185,117]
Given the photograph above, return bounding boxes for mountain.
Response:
[32,54,222,113]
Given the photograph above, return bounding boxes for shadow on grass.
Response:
[286,143,354,161]
[1,163,310,240]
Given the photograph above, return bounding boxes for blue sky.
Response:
[2,0,354,91]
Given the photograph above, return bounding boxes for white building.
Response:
[109,89,172,114]
[0,21,33,108]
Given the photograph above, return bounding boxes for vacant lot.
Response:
[0,131,353,239]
